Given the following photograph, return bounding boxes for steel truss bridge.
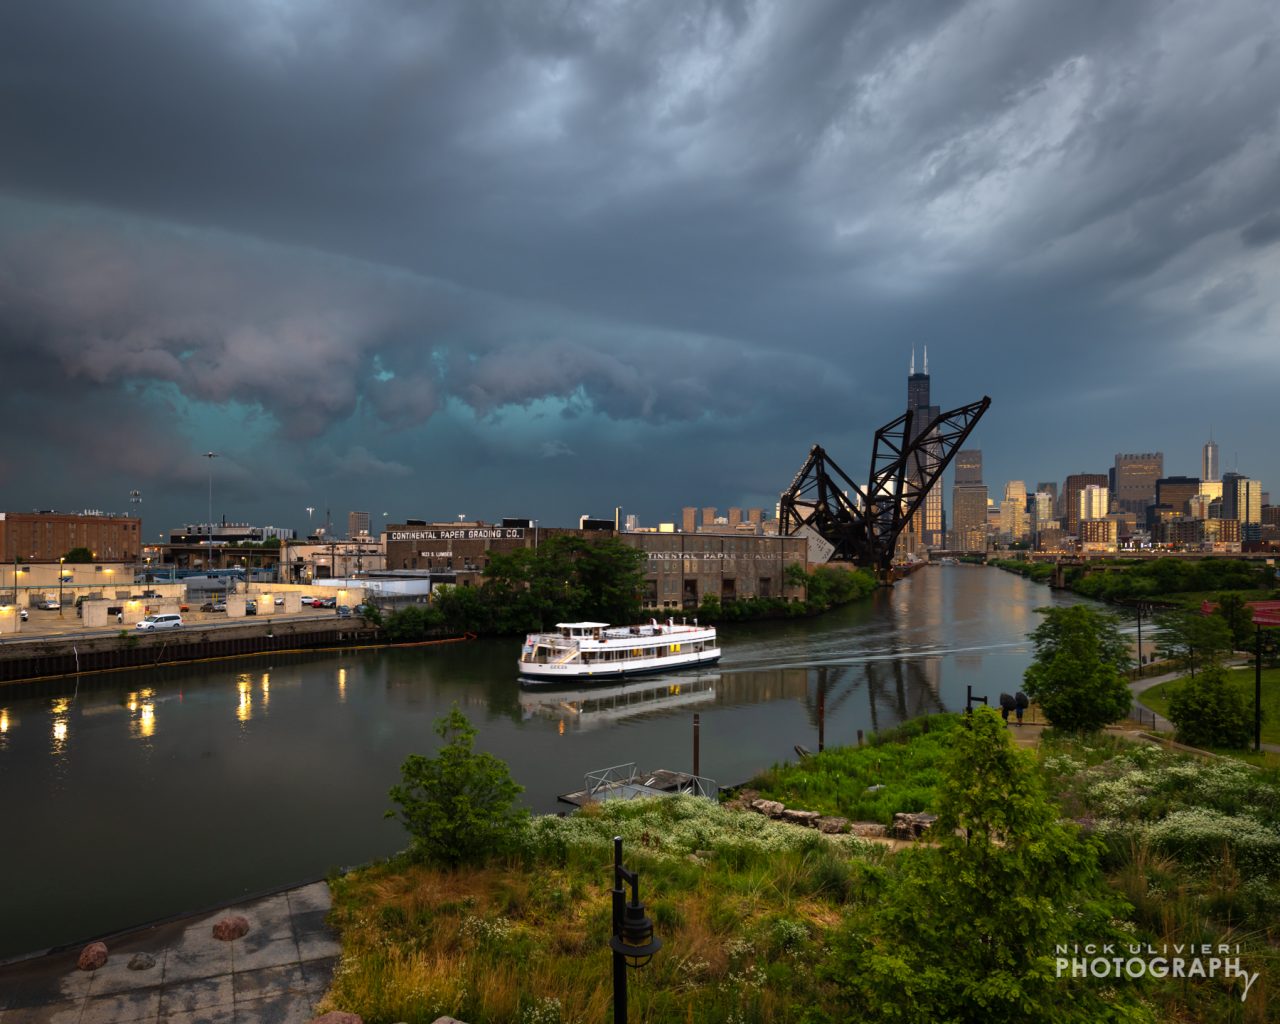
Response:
[779,396,991,580]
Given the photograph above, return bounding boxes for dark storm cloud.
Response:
[1,0,1278,526]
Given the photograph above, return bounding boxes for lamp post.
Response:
[610,835,661,1024]
[58,557,65,617]
[204,452,219,569]
[1134,602,1151,678]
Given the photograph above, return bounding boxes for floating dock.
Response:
[558,762,718,807]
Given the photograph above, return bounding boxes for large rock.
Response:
[750,799,785,818]
[212,915,250,941]
[127,952,156,971]
[892,812,938,840]
[781,809,821,826]
[77,942,108,971]
[816,816,850,834]
[848,822,889,838]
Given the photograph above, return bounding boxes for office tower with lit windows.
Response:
[1114,453,1164,517]
[1063,473,1109,535]
[950,449,987,551]
[1000,480,1029,542]
[347,511,371,539]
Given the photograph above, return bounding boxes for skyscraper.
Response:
[955,449,983,484]
[902,347,943,551]
[1114,453,1164,517]
[950,449,987,551]
[1064,473,1109,535]
[1222,474,1262,525]
[347,510,371,539]
[1000,480,1028,541]
[1202,434,1220,483]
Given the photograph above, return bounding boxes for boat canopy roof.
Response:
[555,622,611,630]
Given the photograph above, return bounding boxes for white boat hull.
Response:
[519,647,721,683]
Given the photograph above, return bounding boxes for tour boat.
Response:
[518,619,720,683]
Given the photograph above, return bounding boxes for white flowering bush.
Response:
[1144,808,1280,875]
[522,794,867,864]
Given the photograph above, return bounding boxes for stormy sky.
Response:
[2,0,1277,537]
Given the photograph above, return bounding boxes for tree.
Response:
[1155,611,1233,678]
[63,547,94,563]
[386,705,528,867]
[1166,665,1254,749]
[1214,593,1254,651]
[829,708,1151,1023]
[1022,606,1132,732]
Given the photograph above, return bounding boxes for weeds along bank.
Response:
[321,708,1279,1023]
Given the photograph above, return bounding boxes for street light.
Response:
[204,452,219,570]
[610,835,661,1024]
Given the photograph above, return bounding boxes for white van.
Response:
[136,613,183,631]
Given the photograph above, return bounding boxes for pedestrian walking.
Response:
[1014,690,1028,725]
[998,692,1015,724]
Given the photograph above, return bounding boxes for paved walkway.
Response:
[1128,660,1280,753]
[0,881,338,1023]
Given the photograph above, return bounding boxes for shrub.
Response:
[1166,665,1254,749]
[387,705,528,867]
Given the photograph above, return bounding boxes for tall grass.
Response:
[748,713,961,822]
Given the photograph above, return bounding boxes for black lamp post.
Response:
[610,835,661,1024]
[1133,602,1151,678]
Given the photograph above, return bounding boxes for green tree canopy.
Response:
[386,705,528,867]
[1155,611,1233,678]
[1166,664,1254,749]
[63,547,94,563]
[830,708,1151,1023]
[1022,605,1133,733]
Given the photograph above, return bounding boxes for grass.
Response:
[320,796,881,1024]
[746,713,962,823]
[1141,665,1280,747]
[320,720,1280,1023]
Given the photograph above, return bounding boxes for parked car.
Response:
[336,605,352,618]
[274,596,285,606]
[308,598,325,608]
[321,597,337,608]
[136,613,183,631]
[199,601,227,613]
[38,599,60,610]
[245,600,258,615]
[19,608,28,621]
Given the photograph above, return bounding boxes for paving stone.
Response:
[77,985,162,1024]
[286,883,331,914]
[232,963,308,1004]
[159,974,235,1015]
[163,948,233,986]
[233,991,315,1024]
[0,999,86,1023]
[231,936,304,974]
[160,1005,237,1024]
[86,952,168,996]
[300,955,338,1001]
[295,932,341,963]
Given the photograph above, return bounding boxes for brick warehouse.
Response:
[0,511,142,563]
[383,521,809,609]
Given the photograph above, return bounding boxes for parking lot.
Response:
[2,602,354,641]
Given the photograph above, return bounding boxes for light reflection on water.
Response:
[0,565,1087,958]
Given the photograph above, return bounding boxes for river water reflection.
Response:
[0,565,1083,957]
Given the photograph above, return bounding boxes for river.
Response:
[0,565,1082,958]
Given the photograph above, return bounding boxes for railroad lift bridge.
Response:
[779,396,991,584]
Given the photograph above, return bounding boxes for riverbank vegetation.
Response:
[748,713,961,823]
[382,538,878,639]
[1143,666,1280,748]
[326,708,1280,1022]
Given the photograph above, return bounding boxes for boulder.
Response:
[781,809,821,826]
[308,1014,364,1024]
[127,952,156,971]
[212,915,250,941]
[892,812,938,839]
[77,942,108,971]
[816,816,850,834]
[749,799,785,818]
[848,822,889,838]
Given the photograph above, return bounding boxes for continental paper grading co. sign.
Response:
[389,528,526,542]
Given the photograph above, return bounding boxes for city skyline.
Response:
[1,2,1278,534]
